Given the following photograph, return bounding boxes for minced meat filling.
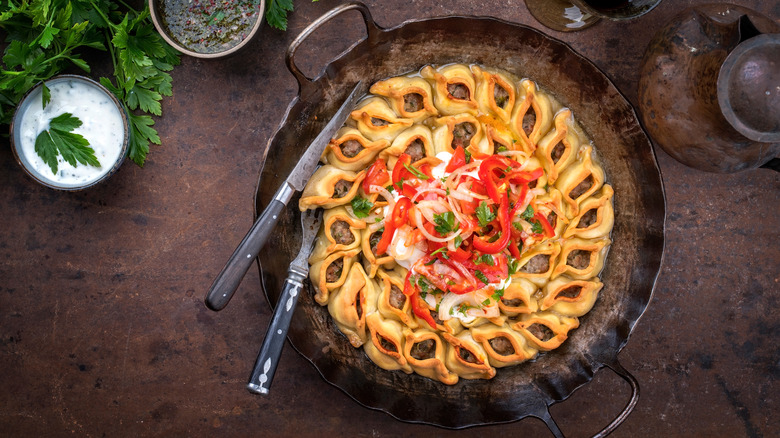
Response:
[458,346,479,363]
[378,334,397,353]
[522,109,536,135]
[578,208,598,228]
[494,85,510,108]
[489,336,515,356]
[330,220,354,245]
[325,259,344,283]
[403,93,424,112]
[389,285,406,309]
[520,254,550,274]
[569,175,594,199]
[452,122,476,148]
[339,139,364,158]
[447,82,469,100]
[547,212,557,229]
[551,142,565,163]
[527,323,555,342]
[405,139,426,162]
[501,297,525,308]
[355,293,363,319]
[332,179,352,198]
[410,339,436,360]
[371,117,390,127]
[557,285,583,299]
[429,310,444,326]
[567,249,592,270]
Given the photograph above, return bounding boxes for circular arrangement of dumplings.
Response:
[299,64,614,385]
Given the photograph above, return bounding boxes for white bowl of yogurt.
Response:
[10,75,130,190]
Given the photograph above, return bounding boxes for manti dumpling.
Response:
[512,240,562,287]
[360,226,396,278]
[379,124,436,168]
[510,79,555,151]
[564,184,614,240]
[512,311,579,351]
[349,96,413,142]
[431,113,484,155]
[471,324,538,368]
[364,312,413,373]
[298,165,366,211]
[551,237,611,280]
[421,64,478,116]
[498,278,539,317]
[318,206,365,255]
[327,263,377,347]
[535,109,586,184]
[369,76,438,122]
[555,145,605,217]
[540,276,603,317]
[403,329,459,385]
[471,65,517,124]
[309,248,360,305]
[478,121,521,156]
[323,127,389,171]
[374,267,418,329]
[442,331,496,380]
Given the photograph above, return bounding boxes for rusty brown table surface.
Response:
[1,1,778,436]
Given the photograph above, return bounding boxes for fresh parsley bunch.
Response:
[0,0,180,167]
[266,0,318,31]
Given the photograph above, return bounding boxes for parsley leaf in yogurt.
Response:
[34,113,100,174]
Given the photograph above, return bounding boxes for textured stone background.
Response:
[1,1,778,436]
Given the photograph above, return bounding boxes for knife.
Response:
[247,207,322,395]
[205,81,363,311]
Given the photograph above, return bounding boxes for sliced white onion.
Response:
[414,208,460,243]
[370,184,396,213]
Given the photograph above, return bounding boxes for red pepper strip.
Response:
[477,155,511,203]
[403,269,437,329]
[376,197,411,255]
[508,237,522,258]
[392,153,413,187]
[508,167,544,185]
[534,211,555,237]
[439,257,479,294]
[472,192,511,254]
[445,146,467,172]
[362,158,390,193]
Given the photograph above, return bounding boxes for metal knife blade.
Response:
[205,81,364,311]
[247,208,322,395]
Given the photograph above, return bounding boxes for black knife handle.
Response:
[247,268,306,395]
[205,183,295,311]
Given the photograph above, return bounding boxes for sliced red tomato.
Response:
[362,158,390,193]
[445,146,467,172]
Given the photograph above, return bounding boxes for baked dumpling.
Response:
[471,65,517,124]
[403,329,459,385]
[350,96,413,142]
[360,226,396,278]
[431,113,484,155]
[551,237,611,280]
[369,76,438,122]
[442,331,496,380]
[471,324,538,368]
[421,64,478,116]
[327,262,376,347]
[379,124,436,169]
[323,127,390,171]
[510,79,555,151]
[309,248,361,305]
[535,109,585,184]
[512,240,562,287]
[540,276,603,317]
[564,184,614,240]
[498,278,539,317]
[555,145,605,217]
[532,188,569,240]
[477,121,520,156]
[375,267,418,329]
[364,312,413,373]
[298,165,366,211]
[512,311,580,351]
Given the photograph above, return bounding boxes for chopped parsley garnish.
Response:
[474,254,495,266]
[416,276,430,294]
[487,231,502,243]
[521,205,535,221]
[497,145,508,152]
[433,211,458,235]
[507,256,520,275]
[453,235,463,248]
[475,270,489,285]
[430,247,449,259]
[350,196,373,218]
[531,220,544,235]
[491,288,505,301]
[464,149,472,163]
[476,201,496,227]
[513,221,523,232]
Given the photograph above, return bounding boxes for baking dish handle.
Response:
[540,359,640,437]
[285,2,380,88]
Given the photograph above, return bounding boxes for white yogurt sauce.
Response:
[17,79,125,187]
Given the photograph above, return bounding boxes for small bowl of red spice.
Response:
[149,0,265,58]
